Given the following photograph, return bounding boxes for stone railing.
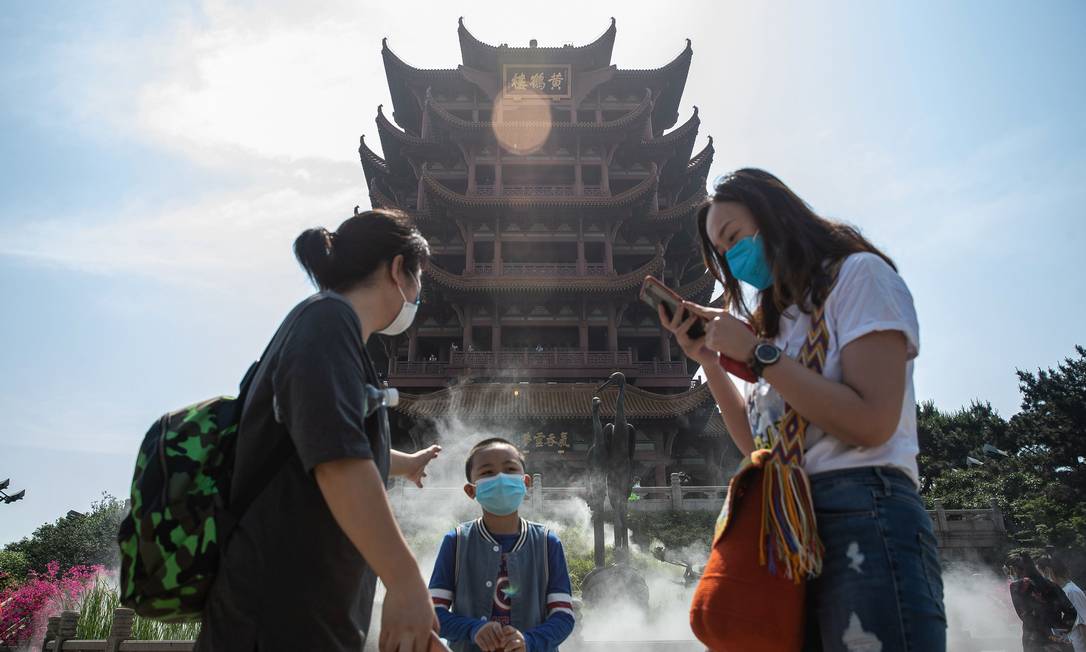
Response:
[389,473,725,514]
[40,608,195,651]
[474,185,605,197]
[471,262,609,276]
[389,474,1012,543]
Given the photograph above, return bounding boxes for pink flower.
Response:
[0,561,103,646]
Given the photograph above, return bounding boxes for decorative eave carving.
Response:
[645,190,706,224]
[687,136,715,178]
[358,135,389,187]
[612,39,692,132]
[619,107,700,163]
[675,271,716,304]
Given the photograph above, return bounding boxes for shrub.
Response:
[0,551,29,592]
[0,561,101,647]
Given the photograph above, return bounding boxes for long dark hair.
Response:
[697,168,896,338]
[294,208,430,292]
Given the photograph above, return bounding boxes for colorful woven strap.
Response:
[757,299,832,582]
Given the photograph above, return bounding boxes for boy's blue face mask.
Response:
[724,233,773,290]
[473,473,527,516]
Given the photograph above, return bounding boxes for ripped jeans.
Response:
[802,466,946,652]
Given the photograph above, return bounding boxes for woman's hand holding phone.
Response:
[660,301,760,382]
[704,310,759,362]
[658,301,722,368]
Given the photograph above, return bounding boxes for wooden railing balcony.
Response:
[474,184,605,197]
[471,262,609,276]
[388,361,448,376]
[450,349,633,369]
[388,349,688,379]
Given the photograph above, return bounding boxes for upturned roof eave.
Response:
[457,17,617,71]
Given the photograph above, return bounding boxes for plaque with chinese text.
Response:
[519,430,572,454]
[502,64,572,99]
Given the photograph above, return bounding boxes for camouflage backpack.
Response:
[116,360,289,622]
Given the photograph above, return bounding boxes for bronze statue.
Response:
[587,396,607,568]
[597,371,636,557]
[581,373,649,609]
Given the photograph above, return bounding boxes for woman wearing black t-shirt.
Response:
[1008,553,1073,651]
[198,209,441,652]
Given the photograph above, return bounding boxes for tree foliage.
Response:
[921,346,1086,549]
[3,493,127,574]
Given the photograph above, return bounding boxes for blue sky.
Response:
[1,0,1084,545]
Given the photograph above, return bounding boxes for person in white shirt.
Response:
[1039,556,1086,651]
[663,169,945,651]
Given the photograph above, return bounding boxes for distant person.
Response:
[197,208,442,652]
[663,169,946,649]
[1039,556,1085,651]
[427,438,575,652]
[1007,553,1074,651]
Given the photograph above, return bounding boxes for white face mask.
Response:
[377,272,420,336]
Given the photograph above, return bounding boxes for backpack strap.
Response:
[220,312,306,530]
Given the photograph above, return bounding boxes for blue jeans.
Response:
[802,466,946,652]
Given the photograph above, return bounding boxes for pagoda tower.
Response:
[360,19,740,486]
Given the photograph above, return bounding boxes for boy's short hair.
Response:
[464,437,526,481]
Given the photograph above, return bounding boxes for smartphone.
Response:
[640,276,706,340]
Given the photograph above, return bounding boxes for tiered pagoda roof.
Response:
[381,25,693,135]
[457,17,617,71]
[363,20,738,486]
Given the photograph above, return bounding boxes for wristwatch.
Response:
[749,342,782,378]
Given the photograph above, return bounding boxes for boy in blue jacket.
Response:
[428,438,575,652]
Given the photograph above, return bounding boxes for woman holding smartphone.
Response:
[660,169,945,651]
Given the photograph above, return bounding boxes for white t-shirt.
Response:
[745,252,922,485]
[1064,581,1086,652]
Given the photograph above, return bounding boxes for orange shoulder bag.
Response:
[689,300,832,651]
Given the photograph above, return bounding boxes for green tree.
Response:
[916,400,1009,494]
[3,493,127,573]
[1007,345,1086,547]
[924,346,1086,549]
[0,549,29,591]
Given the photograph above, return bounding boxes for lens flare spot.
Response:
[492,91,552,156]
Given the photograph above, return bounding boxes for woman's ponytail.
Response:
[293,209,429,292]
[293,227,340,290]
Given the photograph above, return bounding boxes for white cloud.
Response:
[0,175,360,286]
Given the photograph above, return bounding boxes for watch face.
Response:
[755,343,780,364]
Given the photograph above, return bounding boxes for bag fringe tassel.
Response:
[759,455,823,583]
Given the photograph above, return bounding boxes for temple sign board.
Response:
[503,64,572,99]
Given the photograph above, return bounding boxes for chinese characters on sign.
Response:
[520,431,571,454]
[503,65,571,99]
